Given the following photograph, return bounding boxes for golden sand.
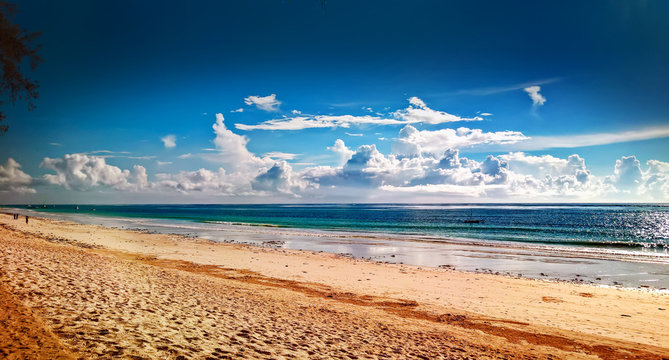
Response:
[0,213,667,359]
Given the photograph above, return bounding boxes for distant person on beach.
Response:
[25,215,28,224]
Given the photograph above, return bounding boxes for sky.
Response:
[1,0,668,204]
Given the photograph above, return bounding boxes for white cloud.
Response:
[644,160,669,198]
[647,159,669,174]
[612,155,643,190]
[88,150,131,155]
[244,94,281,112]
[236,114,400,131]
[391,97,483,124]
[49,142,62,146]
[157,114,312,197]
[392,124,528,156]
[251,161,313,195]
[161,135,176,148]
[235,97,483,131]
[453,78,561,96]
[304,144,634,201]
[211,113,272,172]
[408,97,426,108]
[18,108,667,203]
[524,86,546,106]
[231,108,244,113]
[155,168,249,195]
[345,132,363,137]
[0,158,34,193]
[40,154,148,191]
[509,126,669,150]
[156,161,172,166]
[126,156,156,160]
[599,156,669,199]
[327,139,355,165]
[264,152,299,160]
[498,152,589,180]
[178,153,193,159]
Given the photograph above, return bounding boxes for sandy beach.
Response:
[1,213,668,359]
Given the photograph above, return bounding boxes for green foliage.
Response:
[0,1,41,134]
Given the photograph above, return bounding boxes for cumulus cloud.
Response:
[647,159,669,174]
[154,168,249,194]
[154,114,312,197]
[251,161,312,195]
[161,135,176,148]
[0,158,34,193]
[20,111,667,202]
[211,113,272,172]
[40,154,148,191]
[612,156,643,190]
[304,141,638,201]
[328,139,355,165]
[598,156,669,199]
[497,152,589,180]
[523,86,546,106]
[392,124,528,156]
[244,94,281,112]
[235,97,483,131]
[644,160,669,198]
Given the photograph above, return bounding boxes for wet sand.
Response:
[1,213,668,359]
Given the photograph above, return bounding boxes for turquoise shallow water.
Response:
[15,203,669,249]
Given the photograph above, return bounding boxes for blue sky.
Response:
[0,0,668,203]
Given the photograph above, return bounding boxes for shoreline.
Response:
[5,207,669,289]
[1,212,668,358]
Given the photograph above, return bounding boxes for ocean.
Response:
[7,203,669,288]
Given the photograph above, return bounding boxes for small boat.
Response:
[464,209,485,224]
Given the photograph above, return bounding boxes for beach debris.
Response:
[620,314,631,317]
